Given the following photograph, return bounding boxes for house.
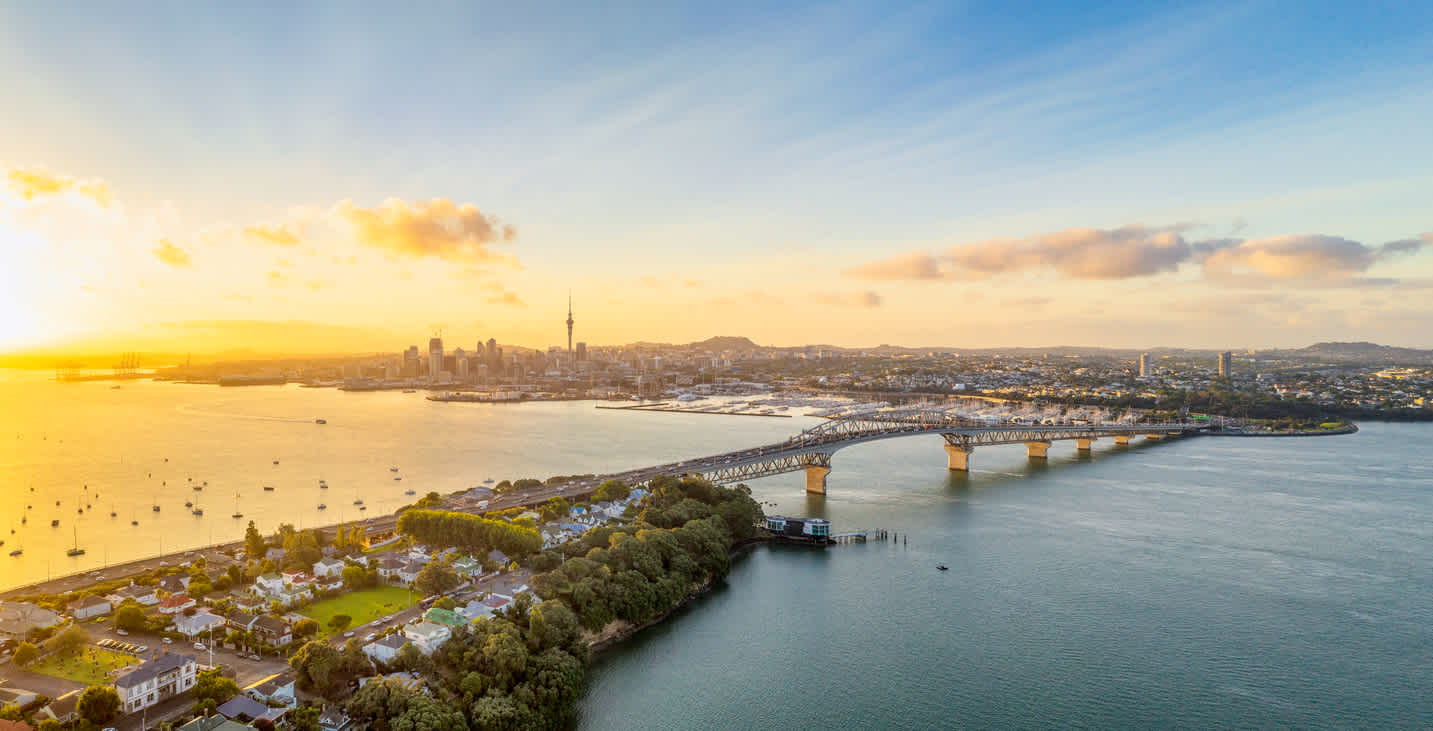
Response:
[421,607,465,629]
[33,689,80,725]
[396,559,423,585]
[452,556,481,577]
[227,610,257,632]
[108,583,159,606]
[402,621,451,655]
[243,672,295,705]
[569,505,589,519]
[312,557,344,578]
[114,653,197,714]
[217,694,284,725]
[0,602,61,639]
[232,595,267,613]
[376,557,404,579]
[281,570,309,586]
[67,595,112,620]
[178,716,255,731]
[363,633,408,664]
[174,612,226,638]
[158,594,197,615]
[252,615,292,646]
[255,573,285,595]
[459,594,512,621]
[407,545,430,563]
[157,575,191,594]
[486,549,509,567]
[0,688,38,708]
[265,547,285,562]
[317,706,353,731]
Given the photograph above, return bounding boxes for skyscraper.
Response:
[428,337,443,383]
[566,292,575,360]
[576,342,587,362]
[1218,351,1232,378]
[1138,352,1150,378]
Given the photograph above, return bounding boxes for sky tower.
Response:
[566,292,574,359]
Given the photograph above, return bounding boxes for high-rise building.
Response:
[403,346,420,378]
[428,337,443,383]
[1218,351,1232,377]
[576,342,587,361]
[1138,352,1150,378]
[454,347,468,381]
[566,293,575,360]
[487,338,498,369]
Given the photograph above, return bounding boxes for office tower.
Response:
[428,337,443,383]
[576,342,587,361]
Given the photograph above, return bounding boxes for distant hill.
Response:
[689,336,760,351]
[1291,342,1433,363]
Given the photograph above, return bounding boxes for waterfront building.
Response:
[67,594,112,620]
[428,337,444,383]
[766,515,831,539]
[115,653,197,714]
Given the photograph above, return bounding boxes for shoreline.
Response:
[1204,423,1359,437]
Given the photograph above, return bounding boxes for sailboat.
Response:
[8,546,20,557]
[232,492,243,519]
[131,509,139,526]
[67,526,85,556]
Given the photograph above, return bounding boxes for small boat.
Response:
[404,489,416,496]
[191,507,203,516]
[393,476,402,481]
[67,527,84,556]
[51,519,59,527]
[359,506,367,511]
[263,486,275,492]
[936,565,949,571]
[402,389,416,393]
[9,548,21,557]
[317,504,327,510]
[319,483,328,489]
[389,467,399,472]
[483,478,494,484]
[315,418,327,424]
[152,504,161,512]
[273,460,280,465]
[184,500,193,507]
[192,485,202,491]
[353,499,364,506]
[131,519,138,526]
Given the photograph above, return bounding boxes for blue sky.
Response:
[1,1,1431,350]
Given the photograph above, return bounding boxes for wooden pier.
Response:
[831,529,888,544]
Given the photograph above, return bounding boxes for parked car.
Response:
[193,642,206,651]
[161,637,172,645]
[364,633,377,642]
[343,631,355,638]
[135,645,148,654]
[116,629,129,636]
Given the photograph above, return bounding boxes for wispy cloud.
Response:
[243,224,300,247]
[4,167,112,207]
[478,281,525,306]
[152,238,192,268]
[1201,233,1428,286]
[333,198,518,267]
[814,291,882,308]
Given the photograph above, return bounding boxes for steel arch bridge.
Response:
[599,407,1209,494]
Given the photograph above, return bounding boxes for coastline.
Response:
[1204,423,1359,437]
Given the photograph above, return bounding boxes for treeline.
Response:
[529,475,763,632]
[346,600,586,729]
[397,509,543,558]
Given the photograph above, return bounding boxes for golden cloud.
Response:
[333,198,518,266]
[243,224,300,247]
[5,167,112,207]
[814,291,883,308]
[152,239,192,268]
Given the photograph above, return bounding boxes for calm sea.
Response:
[3,370,1431,727]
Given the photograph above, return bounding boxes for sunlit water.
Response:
[3,371,1431,727]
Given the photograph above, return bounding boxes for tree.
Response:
[328,614,352,631]
[191,668,239,708]
[46,624,90,655]
[433,596,457,611]
[77,685,121,725]
[527,600,581,654]
[541,496,571,522]
[293,618,320,638]
[286,705,321,731]
[11,641,37,666]
[414,560,460,596]
[36,720,63,731]
[593,479,630,503]
[290,641,342,696]
[114,602,147,632]
[245,520,267,560]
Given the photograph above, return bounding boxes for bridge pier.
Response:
[1075,437,1096,452]
[1025,441,1051,459]
[1145,433,1165,441]
[944,444,973,471]
[804,465,831,495]
[1114,435,1133,445]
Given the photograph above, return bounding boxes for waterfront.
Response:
[4,370,1433,727]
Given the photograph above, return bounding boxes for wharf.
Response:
[595,404,792,418]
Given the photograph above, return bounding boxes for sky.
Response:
[1,0,1431,354]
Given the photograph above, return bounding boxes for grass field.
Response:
[29,646,139,685]
[301,585,416,636]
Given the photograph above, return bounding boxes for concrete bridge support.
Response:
[1114,435,1133,445]
[1075,437,1096,452]
[1025,441,1052,459]
[944,445,973,471]
[804,465,831,495]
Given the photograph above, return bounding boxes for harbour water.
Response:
[3,370,1432,726]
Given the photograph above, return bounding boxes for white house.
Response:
[244,672,296,705]
[458,594,512,622]
[67,595,112,620]
[363,633,409,664]
[402,621,451,655]
[255,573,286,595]
[107,583,159,606]
[115,653,198,714]
[173,612,226,639]
[158,594,197,615]
[312,557,345,579]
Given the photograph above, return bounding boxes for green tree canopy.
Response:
[190,668,239,708]
[77,685,121,724]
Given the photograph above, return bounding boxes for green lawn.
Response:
[29,647,139,685]
[301,585,416,636]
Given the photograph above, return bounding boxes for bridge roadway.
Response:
[590,414,1210,495]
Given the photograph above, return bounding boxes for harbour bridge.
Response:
[600,407,1210,494]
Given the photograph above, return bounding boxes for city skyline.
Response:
[3,2,1433,355]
